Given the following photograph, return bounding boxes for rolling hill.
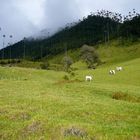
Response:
[0,39,140,140]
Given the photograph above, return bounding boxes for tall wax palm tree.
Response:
[23,37,26,59]
[0,27,2,58]
[9,35,13,60]
[2,34,6,59]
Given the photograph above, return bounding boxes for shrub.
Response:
[112,92,140,103]
[80,44,100,68]
[10,59,16,64]
[70,71,75,77]
[16,59,21,63]
[40,62,49,70]
[112,92,128,100]
[61,56,73,72]
[63,75,69,80]
[0,60,6,65]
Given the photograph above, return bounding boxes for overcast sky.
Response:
[0,0,140,49]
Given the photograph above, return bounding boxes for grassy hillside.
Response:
[0,41,140,140]
[0,13,119,60]
[47,39,140,68]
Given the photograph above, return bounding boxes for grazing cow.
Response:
[116,67,123,71]
[109,70,115,75]
[85,75,93,81]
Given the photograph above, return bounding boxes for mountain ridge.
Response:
[0,10,140,60]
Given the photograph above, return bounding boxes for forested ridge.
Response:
[0,10,140,60]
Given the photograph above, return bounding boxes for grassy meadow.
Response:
[0,41,140,140]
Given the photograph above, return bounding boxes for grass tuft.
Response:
[22,121,45,135]
[64,126,87,138]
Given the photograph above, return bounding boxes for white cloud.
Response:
[76,0,140,16]
[42,0,82,30]
[14,0,45,27]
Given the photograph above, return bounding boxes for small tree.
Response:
[80,45,100,68]
[62,56,73,72]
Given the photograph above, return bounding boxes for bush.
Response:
[40,62,49,70]
[112,92,140,103]
[70,71,75,77]
[16,59,21,63]
[62,56,73,72]
[112,92,128,100]
[0,60,6,65]
[63,75,69,80]
[10,59,17,64]
[80,44,100,68]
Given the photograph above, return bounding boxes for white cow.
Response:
[116,67,123,71]
[85,75,93,81]
[109,70,115,75]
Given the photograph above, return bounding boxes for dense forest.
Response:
[0,10,140,60]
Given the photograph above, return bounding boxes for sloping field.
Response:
[0,43,140,140]
[0,40,140,140]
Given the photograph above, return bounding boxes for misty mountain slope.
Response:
[0,14,120,59]
[0,13,140,60]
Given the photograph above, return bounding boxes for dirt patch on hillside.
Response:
[22,121,45,137]
[63,126,87,138]
[9,112,31,121]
